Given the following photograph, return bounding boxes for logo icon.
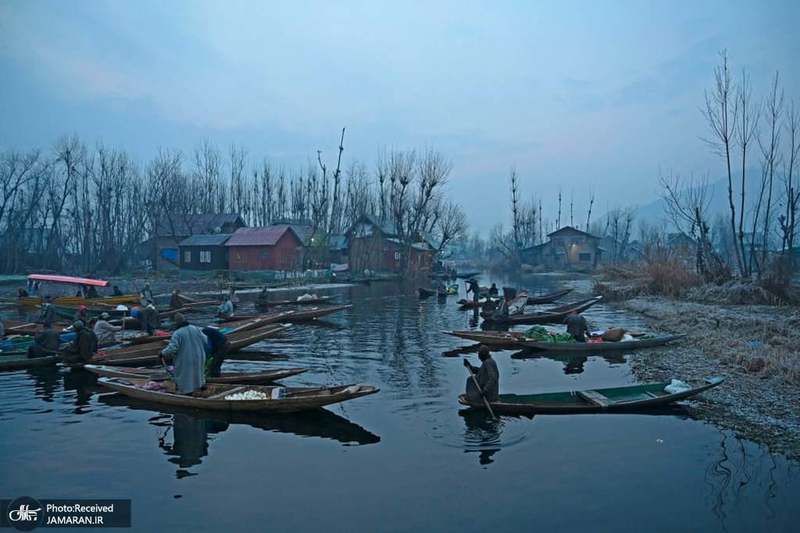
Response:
[6,497,44,531]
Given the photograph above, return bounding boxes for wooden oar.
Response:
[464,363,497,420]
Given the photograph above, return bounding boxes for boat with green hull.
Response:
[458,377,724,415]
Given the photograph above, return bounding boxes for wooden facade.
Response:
[521,226,602,271]
[178,234,231,270]
[225,226,304,271]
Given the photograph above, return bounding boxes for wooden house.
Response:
[521,226,602,270]
[225,225,304,271]
[178,234,231,270]
[346,214,402,273]
[147,213,245,269]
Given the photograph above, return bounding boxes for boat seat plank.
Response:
[577,390,610,407]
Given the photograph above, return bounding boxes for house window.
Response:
[200,250,211,263]
[394,251,400,261]
[260,249,269,259]
[183,250,191,263]
[579,252,592,262]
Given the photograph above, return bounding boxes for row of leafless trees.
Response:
[663,50,800,281]
[0,133,467,273]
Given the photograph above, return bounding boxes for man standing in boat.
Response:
[565,310,590,342]
[143,301,160,335]
[202,325,230,378]
[161,313,207,395]
[466,278,480,304]
[463,345,499,403]
[38,295,55,327]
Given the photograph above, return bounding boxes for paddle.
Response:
[464,361,497,420]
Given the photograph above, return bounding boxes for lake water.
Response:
[1,274,798,532]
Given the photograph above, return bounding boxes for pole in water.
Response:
[465,364,497,420]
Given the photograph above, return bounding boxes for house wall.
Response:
[526,236,600,270]
[409,247,434,272]
[349,234,400,272]
[227,232,303,271]
[179,245,228,270]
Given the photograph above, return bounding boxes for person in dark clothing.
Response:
[17,287,29,298]
[488,283,499,297]
[112,285,123,296]
[142,302,160,335]
[38,296,56,327]
[62,321,96,366]
[202,326,230,378]
[466,279,480,304]
[463,345,499,402]
[74,305,88,323]
[565,312,590,342]
[170,290,183,310]
[28,323,60,358]
[256,287,270,309]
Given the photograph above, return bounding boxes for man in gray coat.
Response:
[463,345,499,403]
[160,313,207,395]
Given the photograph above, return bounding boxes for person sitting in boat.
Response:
[565,311,590,342]
[488,283,499,297]
[28,323,61,358]
[466,279,480,303]
[228,287,240,309]
[217,296,235,320]
[256,287,270,309]
[202,325,230,378]
[17,287,29,298]
[86,285,99,299]
[112,285,123,296]
[74,305,88,323]
[143,301,160,336]
[160,313,207,395]
[93,312,121,346]
[62,320,96,366]
[463,345,499,403]
[38,296,55,327]
[169,289,183,310]
[140,283,154,305]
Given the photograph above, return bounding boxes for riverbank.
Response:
[616,296,800,459]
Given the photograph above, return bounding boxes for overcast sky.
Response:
[1,0,798,234]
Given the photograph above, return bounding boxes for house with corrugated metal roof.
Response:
[178,234,231,270]
[225,225,304,271]
[520,226,602,270]
[145,213,246,269]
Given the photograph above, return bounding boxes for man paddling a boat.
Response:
[463,345,499,403]
[160,313,207,395]
[466,279,480,304]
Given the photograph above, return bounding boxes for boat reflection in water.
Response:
[99,394,380,477]
[458,409,526,466]
[511,350,627,375]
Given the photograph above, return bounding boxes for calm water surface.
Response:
[1,274,798,532]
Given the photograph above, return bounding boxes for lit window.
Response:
[200,250,211,263]
[183,250,191,263]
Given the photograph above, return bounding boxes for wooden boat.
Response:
[418,287,437,299]
[17,274,139,307]
[214,310,296,332]
[526,288,573,305]
[283,305,351,321]
[88,324,290,367]
[458,377,725,415]
[84,364,307,384]
[257,295,333,307]
[444,330,527,348]
[483,296,602,325]
[456,271,481,279]
[517,334,685,352]
[0,354,60,371]
[98,377,380,413]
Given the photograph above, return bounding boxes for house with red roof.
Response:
[225,225,305,271]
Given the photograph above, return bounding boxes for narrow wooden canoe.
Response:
[84,364,307,384]
[98,377,380,413]
[517,334,685,352]
[283,305,351,321]
[214,310,296,332]
[456,271,481,279]
[258,295,333,307]
[444,330,527,348]
[89,324,290,367]
[458,377,724,414]
[526,288,573,305]
[483,296,602,325]
[0,354,60,371]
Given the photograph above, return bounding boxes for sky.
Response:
[1,0,798,234]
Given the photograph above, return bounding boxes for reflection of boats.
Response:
[84,364,307,384]
[444,330,526,349]
[98,377,379,413]
[483,296,602,326]
[17,274,139,307]
[526,288,573,305]
[458,377,724,415]
[0,354,60,371]
[517,334,685,352]
[99,393,381,445]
